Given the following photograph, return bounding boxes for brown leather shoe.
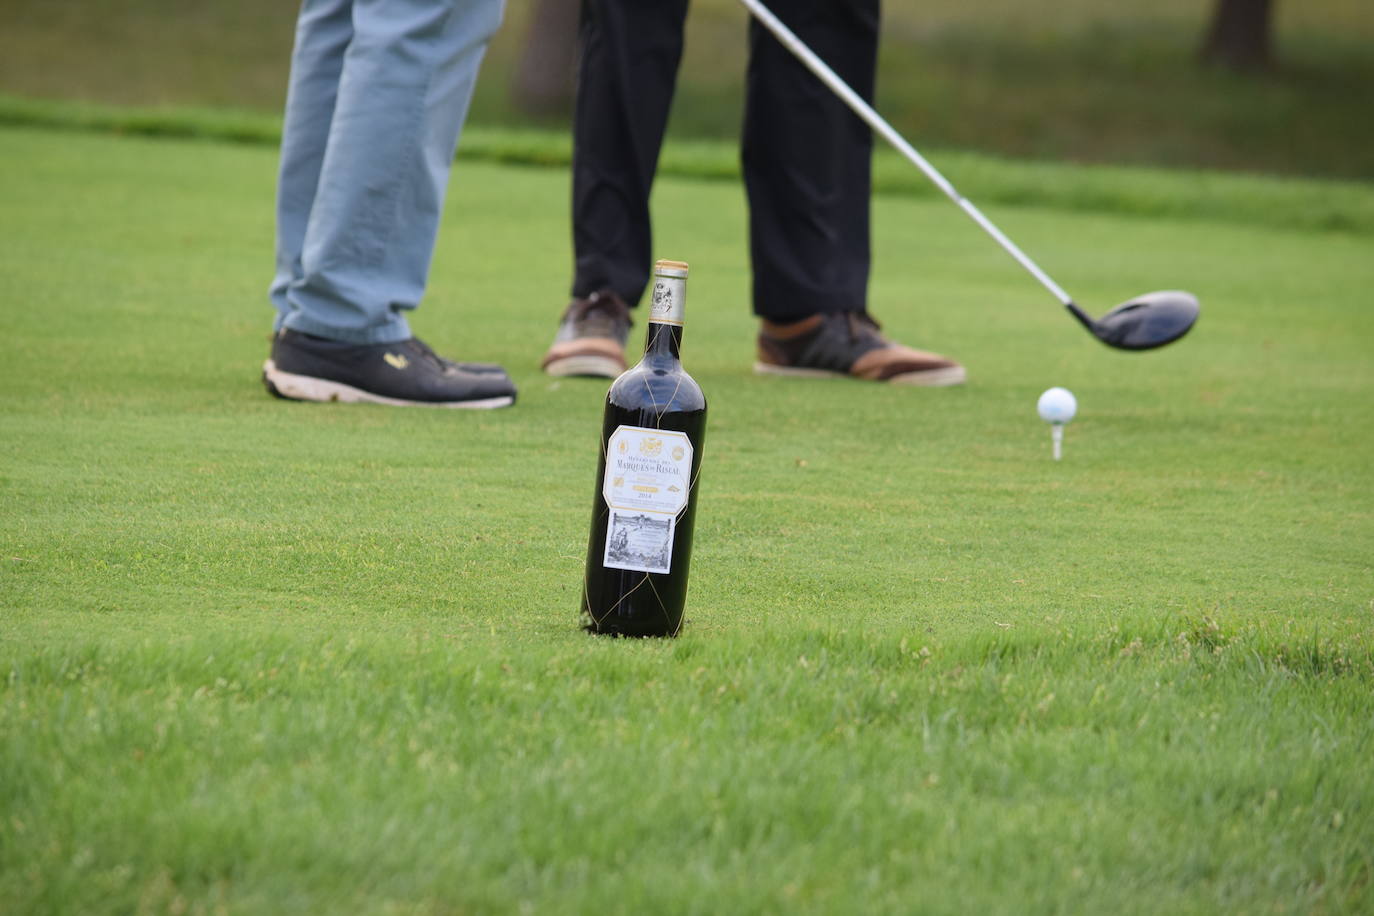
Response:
[541,290,632,378]
[755,312,966,386]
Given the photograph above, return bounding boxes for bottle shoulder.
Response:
[608,361,706,413]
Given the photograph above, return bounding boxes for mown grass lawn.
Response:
[1,124,1372,913]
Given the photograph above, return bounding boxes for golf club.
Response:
[736,0,1200,351]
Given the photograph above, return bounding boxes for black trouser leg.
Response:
[571,0,690,306]
[743,0,879,321]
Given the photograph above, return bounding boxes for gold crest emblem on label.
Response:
[640,437,663,457]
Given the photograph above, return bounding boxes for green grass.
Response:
[2,124,1373,913]
[7,95,1374,239]
[2,0,1372,179]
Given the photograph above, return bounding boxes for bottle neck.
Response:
[643,320,683,361]
[642,267,687,363]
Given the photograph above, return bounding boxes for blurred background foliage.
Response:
[1,0,1370,179]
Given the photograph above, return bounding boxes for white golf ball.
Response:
[1037,387,1077,423]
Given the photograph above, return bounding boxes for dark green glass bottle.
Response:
[582,260,707,637]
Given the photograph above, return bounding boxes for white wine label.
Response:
[603,511,675,574]
[603,426,693,516]
[602,425,694,573]
[648,273,686,326]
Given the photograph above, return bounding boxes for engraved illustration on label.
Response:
[602,425,693,573]
[603,511,675,574]
[648,275,686,325]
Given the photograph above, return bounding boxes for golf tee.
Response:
[1052,423,1064,460]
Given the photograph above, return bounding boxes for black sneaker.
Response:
[263,329,517,408]
[541,290,632,378]
[755,312,966,386]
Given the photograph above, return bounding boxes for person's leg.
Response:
[570,0,690,306]
[264,0,518,407]
[270,0,355,328]
[542,0,689,378]
[743,0,965,386]
[281,0,504,344]
[742,0,877,322]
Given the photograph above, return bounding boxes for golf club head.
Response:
[1091,290,1200,350]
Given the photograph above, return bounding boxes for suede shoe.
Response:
[263,329,516,408]
[541,290,632,378]
[755,311,965,386]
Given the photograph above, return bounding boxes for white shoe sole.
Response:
[543,354,624,378]
[753,361,966,387]
[263,361,515,409]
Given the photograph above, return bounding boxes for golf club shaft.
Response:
[737,0,1082,317]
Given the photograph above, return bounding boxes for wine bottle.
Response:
[582,260,707,637]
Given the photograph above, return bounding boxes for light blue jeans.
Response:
[270,0,505,344]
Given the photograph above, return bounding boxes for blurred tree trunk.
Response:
[1200,0,1275,71]
[511,0,580,116]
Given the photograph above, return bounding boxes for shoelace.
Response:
[570,291,631,335]
[845,311,885,343]
[409,337,455,371]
